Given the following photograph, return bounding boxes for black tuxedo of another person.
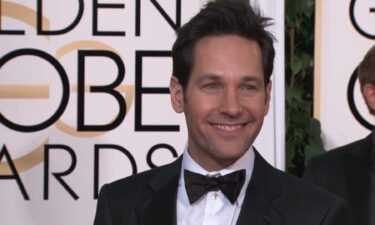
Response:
[93,150,349,225]
[304,133,374,225]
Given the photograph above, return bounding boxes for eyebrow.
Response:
[242,75,263,82]
[197,74,263,84]
[196,74,221,83]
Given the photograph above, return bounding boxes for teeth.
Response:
[213,124,243,131]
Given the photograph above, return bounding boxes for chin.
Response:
[215,151,247,163]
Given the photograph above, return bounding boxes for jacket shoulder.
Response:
[94,158,181,225]
[308,135,371,167]
[254,151,343,206]
[270,168,350,223]
[103,158,181,197]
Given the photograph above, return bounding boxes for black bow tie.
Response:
[184,169,246,204]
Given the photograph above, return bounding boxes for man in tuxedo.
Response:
[93,1,349,225]
[304,44,375,225]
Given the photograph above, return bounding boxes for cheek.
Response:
[186,92,219,112]
[186,102,212,120]
[185,104,218,131]
[245,99,268,117]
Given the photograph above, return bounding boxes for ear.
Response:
[169,76,185,113]
[362,84,375,113]
[264,81,272,116]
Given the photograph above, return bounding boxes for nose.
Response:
[219,88,243,118]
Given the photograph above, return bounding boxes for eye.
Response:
[206,83,219,88]
[240,84,259,95]
[242,85,257,91]
[202,83,221,93]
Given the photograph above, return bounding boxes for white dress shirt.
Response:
[176,144,254,225]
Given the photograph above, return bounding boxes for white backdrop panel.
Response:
[0,1,284,224]
[316,0,375,150]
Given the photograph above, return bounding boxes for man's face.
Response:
[170,35,271,171]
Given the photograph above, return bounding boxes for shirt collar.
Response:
[179,142,254,206]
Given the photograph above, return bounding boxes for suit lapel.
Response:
[236,150,284,225]
[137,158,182,225]
[136,150,287,225]
[236,185,284,225]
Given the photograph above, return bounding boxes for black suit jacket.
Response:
[94,150,349,225]
[304,134,372,225]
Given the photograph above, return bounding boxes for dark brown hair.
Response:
[358,45,375,89]
[358,44,375,114]
[171,0,275,88]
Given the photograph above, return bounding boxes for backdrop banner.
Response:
[0,1,284,224]
[315,0,375,150]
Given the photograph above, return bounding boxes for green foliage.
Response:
[285,0,324,176]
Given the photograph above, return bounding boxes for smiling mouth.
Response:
[212,124,246,131]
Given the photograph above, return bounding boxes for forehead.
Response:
[190,35,264,82]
